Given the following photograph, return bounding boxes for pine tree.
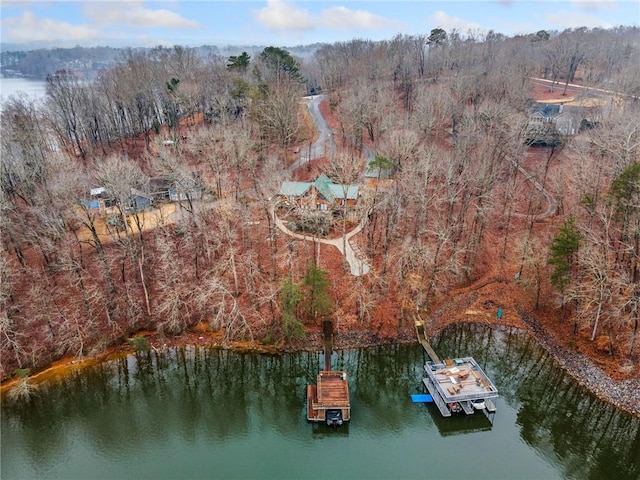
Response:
[303,264,333,320]
[548,216,582,293]
[280,277,304,340]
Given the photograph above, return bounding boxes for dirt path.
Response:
[509,154,558,220]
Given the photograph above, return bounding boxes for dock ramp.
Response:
[414,315,441,364]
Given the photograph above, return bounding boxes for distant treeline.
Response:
[0,43,323,79]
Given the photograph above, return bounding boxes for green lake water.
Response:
[2,324,639,479]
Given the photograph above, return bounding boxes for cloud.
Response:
[319,6,403,30]
[83,1,200,28]
[253,0,314,30]
[429,11,482,32]
[1,11,99,42]
[571,0,619,11]
[545,9,613,29]
[254,0,402,32]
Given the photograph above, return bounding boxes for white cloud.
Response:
[254,0,403,32]
[571,0,619,11]
[253,0,314,31]
[83,1,200,28]
[1,11,99,42]
[545,9,613,29]
[429,11,482,32]
[319,6,403,30]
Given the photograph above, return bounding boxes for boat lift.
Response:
[414,315,498,417]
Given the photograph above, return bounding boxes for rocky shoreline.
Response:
[517,311,640,418]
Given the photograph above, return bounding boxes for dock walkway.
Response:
[414,315,440,364]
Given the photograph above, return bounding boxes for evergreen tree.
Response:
[227,52,251,72]
[610,162,640,222]
[428,28,447,47]
[259,46,304,83]
[548,216,582,294]
[303,264,333,320]
[280,277,304,340]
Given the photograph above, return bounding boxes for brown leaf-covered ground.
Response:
[2,86,638,418]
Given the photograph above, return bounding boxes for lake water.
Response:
[0,75,47,104]
[2,324,639,480]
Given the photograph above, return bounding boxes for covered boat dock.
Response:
[415,316,498,417]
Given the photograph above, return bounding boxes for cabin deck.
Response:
[307,371,351,423]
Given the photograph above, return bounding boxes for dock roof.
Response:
[425,357,498,403]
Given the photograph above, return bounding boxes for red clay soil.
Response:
[2,85,638,419]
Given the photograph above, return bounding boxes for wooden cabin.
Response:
[279,174,359,212]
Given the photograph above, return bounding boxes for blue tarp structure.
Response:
[411,394,433,403]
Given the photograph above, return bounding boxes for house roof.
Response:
[530,103,561,117]
[130,188,153,200]
[328,184,359,200]
[314,174,335,202]
[279,175,359,201]
[280,181,312,197]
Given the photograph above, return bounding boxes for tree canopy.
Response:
[548,216,582,293]
[227,51,251,72]
[259,46,304,83]
[428,28,447,47]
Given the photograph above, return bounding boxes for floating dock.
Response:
[307,319,351,426]
[307,371,351,425]
[415,316,498,417]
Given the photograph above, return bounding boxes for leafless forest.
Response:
[1,27,639,381]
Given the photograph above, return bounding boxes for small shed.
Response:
[126,189,153,212]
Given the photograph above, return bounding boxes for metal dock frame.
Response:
[422,376,451,417]
[485,398,497,413]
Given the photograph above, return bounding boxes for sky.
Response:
[1,0,639,48]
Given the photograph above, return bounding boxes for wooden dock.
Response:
[415,314,498,417]
[415,315,441,364]
[307,371,351,424]
[306,319,351,426]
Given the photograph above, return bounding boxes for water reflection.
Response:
[2,325,639,480]
[433,324,640,480]
[427,405,494,436]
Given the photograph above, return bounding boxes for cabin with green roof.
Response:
[278,174,359,211]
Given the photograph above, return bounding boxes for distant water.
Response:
[0,74,47,104]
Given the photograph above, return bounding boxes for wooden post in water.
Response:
[322,318,333,371]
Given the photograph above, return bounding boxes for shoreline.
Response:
[2,315,639,419]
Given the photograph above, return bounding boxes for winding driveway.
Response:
[275,94,559,275]
[273,94,372,276]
